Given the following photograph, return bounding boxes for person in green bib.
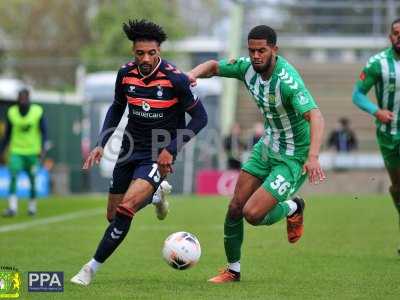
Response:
[353,18,400,255]
[0,88,47,217]
[188,25,326,283]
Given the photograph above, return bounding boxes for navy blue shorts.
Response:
[109,151,163,194]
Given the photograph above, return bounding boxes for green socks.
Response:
[257,202,290,226]
[224,216,243,263]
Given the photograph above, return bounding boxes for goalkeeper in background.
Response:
[0,88,47,217]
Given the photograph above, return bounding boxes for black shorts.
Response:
[109,151,163,194]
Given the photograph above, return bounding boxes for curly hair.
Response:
[248,25,277,46]
[123,19,167,44]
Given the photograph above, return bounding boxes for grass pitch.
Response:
[0,194,399,300]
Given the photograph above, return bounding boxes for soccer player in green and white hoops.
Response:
[188,25,326,283]
[0,88,47,217]
[353,18,400,255]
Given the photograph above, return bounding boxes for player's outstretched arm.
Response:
[83,146,104,170]
[303,108,326,184]
[187,60,219,86]
[352,87,393,123]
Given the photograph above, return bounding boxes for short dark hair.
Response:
[18,88,29,97]
[391,18,400,30]
[248,25,277,45]
[123,19,167,44]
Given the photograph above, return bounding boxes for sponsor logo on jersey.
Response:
[142,101,151,112]
[129,86,135,93]
[132,109,163,119]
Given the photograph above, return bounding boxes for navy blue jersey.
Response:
[114,59,199,153]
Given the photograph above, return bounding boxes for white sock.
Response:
[8,195,18,211]
[228,261,240,273]
[286,199,298,216]
[87,258,102,273]
[28,199,37,212]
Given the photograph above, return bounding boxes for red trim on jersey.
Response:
[129,68,139,74]
[127,96,178,108]
[359,71,366,81]
[122,77,173,88]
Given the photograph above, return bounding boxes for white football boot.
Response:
[70,264,94,286]
[152,180,172,220]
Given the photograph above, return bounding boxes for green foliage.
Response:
[81,0,188,72]
[1,194,400,299]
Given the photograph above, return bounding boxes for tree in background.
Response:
[81,0,187,72]
[0,0,91,89]
[0,0,187,88]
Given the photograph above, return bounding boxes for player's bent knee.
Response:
[243,206,261,226]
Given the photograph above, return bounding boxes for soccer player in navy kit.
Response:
[71,19,208,286]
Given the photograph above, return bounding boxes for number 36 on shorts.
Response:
[270,174,291,196]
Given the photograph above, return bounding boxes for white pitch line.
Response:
[0,208,104,233]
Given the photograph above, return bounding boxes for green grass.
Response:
[0,194,399,300]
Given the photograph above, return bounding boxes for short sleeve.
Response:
[218,57,251,81]
[355,60,380,94]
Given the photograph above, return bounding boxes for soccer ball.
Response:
[162,231,201,270]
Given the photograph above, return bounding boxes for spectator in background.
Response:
[0,88,47,217]
[224,123,243,170]
[251,122,265,146]
[327,117,358,152]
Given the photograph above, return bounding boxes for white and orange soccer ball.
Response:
[162,231,201,270]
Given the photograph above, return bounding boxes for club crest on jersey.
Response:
[298,92,309,105]
[268,95,276,103]
[142,101,151,112]
[156,85,163,98]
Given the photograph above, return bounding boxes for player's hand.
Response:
[186,72,197,87]
[303,155,326,184]
[157,149,173,177]
[83,146,104,170]
[375,109,394,123]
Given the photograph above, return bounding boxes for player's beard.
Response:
[139,63,153,76]
[392,40,400,55]
[252,56,273,74]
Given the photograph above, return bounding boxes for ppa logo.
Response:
[28,272,63,292]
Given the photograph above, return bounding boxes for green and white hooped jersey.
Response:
[357,47,400,136]
[218,56,318,158]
